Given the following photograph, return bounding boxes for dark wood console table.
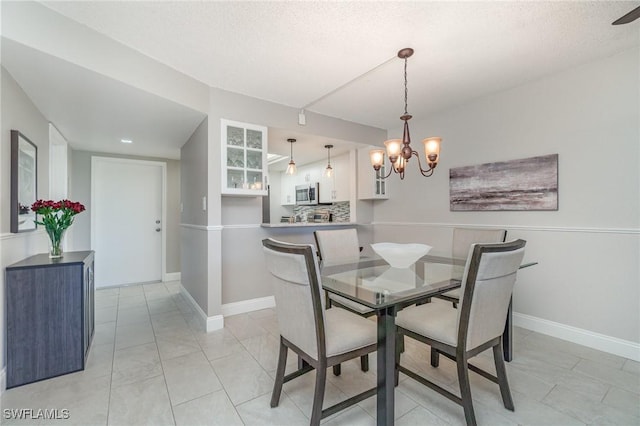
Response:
[5,251,95,388]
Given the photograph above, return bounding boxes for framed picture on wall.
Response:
[10,130,38,232]
[449,154,558,211]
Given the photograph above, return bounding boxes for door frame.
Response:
[90,156,168,284]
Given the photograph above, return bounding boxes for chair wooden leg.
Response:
[271,339,288,408]
[430,348,440,367]
[457,357,477,426]
[395,333,403,386]
[325,291,332,308]
[332,364,341,376]
[493,343,514,411]
[310,361,327,426]
[360,355,369,372]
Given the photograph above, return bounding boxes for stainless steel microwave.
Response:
[295,183,319,205]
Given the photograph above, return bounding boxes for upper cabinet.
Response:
[221,119,268,196]
[320,153,350,203]
[278,151,353,206]
[280,172,295,206]
[357,146,389,200]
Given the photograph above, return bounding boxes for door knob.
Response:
[155,228,161,232]
[156,220,161,224]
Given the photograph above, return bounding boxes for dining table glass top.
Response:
[320,255,467,310]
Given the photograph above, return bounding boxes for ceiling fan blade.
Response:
[612,5,640,25]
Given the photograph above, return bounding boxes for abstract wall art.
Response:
[449,154,558,211]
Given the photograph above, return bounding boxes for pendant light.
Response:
[323,144,334,178]
[285,138,297,175]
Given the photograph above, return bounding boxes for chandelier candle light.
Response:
[32,199,86,258]
[370,48,442,180]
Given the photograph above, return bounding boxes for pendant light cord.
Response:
[404,57,409,115]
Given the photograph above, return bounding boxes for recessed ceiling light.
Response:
[120,139,133,144]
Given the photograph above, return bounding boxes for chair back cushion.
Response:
[262,238,325,359]
[314,229,360,264]
[452,228,507,259]
[457,240,525,351]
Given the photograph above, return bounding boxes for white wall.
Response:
[373,49,639,356]
[0,66,50,387]
[180,118,212,315]
[205,87,386,308]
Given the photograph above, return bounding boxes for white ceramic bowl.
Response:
[370,242,432,269]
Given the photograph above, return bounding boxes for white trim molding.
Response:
[207,315,224,332]
[222,296,275,317]
[0,230,46,241]
[222,224,262,230]
[163,272,181,282]
[0,367,6,394]
[180,223,224,231]
[372,222,640,235]
[513,312,640,361]
[179,284,223,332]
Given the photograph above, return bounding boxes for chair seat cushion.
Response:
[325,308,377,357]
[396,299,458,347]
[329,294,374,315]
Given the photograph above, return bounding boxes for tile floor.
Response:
[1,281,639,425]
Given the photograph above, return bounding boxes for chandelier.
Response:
[370,48,441,180]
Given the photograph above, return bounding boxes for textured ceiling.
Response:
[42,1,639,130]
[2,38,206,159]
[3,1,638,161]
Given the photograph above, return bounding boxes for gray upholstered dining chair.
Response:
[314,229,374,375]
[435,227,507,307]
[395,239,526,426]
[313,229,372,314]
[262,238,377,426]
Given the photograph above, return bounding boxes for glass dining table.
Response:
[320,254,535,426]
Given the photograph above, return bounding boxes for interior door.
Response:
[92,157,164,288]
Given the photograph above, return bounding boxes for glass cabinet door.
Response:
[375,159,386,196]
[221,119,268,196]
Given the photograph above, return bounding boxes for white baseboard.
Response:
[207,315,224,332]
[222,296,276,317]
[178,285,224,332]
[163,272,181,282]
[0,367,6,395]
[513,312,640,361]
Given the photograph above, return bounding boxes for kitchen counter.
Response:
[261,222,358,228]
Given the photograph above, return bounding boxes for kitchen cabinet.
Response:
[320,153,350,203]
[280,171,295,205]
[221,119,268,196]
[5,251,95,388]
[358,146,389,200]
[279,152,352,206]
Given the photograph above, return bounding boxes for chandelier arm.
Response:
[376,161,395,180]
[411,150,435,177]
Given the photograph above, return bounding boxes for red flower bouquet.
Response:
[32,199,86,258]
